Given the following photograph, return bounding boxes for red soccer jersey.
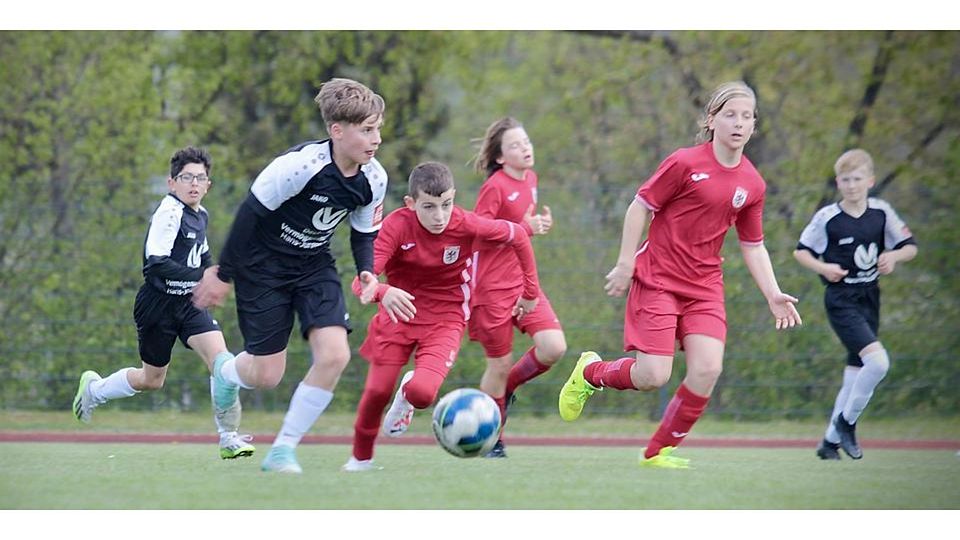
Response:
[368,205,540,325]
[471,168,538,304]
[634,142,766,301]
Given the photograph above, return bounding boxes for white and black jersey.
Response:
[217,139,387,281]
[796,198,916,288]
[142,194,211,295]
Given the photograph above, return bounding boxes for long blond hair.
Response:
[696,81,757,143]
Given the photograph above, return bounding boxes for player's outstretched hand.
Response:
[604,262,633,297]
[769,292,802,330]
[512,295,539,320]
[358,271,379,304]
[381,287,416,323]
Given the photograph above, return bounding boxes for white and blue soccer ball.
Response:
[431,388,502,458]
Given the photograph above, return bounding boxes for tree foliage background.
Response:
[1,30,957,419]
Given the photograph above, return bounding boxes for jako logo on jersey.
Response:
[854,242,878,270]
[401,243,416,251]
[186,243,203,269]
[507,192,520,202]
[443,246,461,264]
[839,237,854,245]
[691,172,710,182]
[732,187,748,208]
[312,207,348,231]
[310,194,329,203]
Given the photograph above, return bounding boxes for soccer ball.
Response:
[431,388,501,458]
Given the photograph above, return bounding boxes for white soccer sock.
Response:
[89,367,138,402]
[824,366,859,443]
[272,382,334,449]
[842,348,890,424]
[219,355,254,389]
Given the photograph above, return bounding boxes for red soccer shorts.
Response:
[468,291,562,358]
[623,280,727,356]
[360,311,466,374]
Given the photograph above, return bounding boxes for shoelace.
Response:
[223,433,254,448]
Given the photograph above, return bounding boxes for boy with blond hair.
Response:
[795,148,917,460]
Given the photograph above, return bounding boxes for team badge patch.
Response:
[732,186,748,209]
[443,245,461,264]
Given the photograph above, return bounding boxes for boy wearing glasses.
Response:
[72,146,255,460]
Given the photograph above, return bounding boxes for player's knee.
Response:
[404,379,440,410]
[538,340,567,365]
[486,355,513,375]
[691,362,723,385]
[321,350,351,373]
[862,347,890,376]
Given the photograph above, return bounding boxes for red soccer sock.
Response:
[583,357,637,390]
[505,347,551,396]
[489,393,507,430]
[644,383,710,459]
[351,363,404,461]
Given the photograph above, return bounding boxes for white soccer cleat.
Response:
[72,370,102,424]
[219,432,255,460]
[341,456,384,472]
[383,370,415,437]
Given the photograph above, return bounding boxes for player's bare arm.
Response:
[605,199,649,297]
[742,243,801,330]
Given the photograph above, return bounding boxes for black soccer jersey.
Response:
[796,198,915,287]
[252,139,386,253]
[142,194,212,296]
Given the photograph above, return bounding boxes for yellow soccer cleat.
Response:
[558,352,601,421]
[639,446,691,469]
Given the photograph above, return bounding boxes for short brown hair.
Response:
[834,149,874,176]
[314,78,385,126]
[408,162,455,198]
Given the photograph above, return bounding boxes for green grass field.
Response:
[2,442,959,510]
[2,411,959,510]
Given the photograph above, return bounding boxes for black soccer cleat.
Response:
[834,413,863,459]
[816,439,842,460]
[483,439,508,458]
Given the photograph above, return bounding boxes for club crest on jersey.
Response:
[443,245,461,264]
[732,187,748,209]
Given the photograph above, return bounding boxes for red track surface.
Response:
[1,431,956,449]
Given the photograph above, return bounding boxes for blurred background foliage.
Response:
[1,30,957,420]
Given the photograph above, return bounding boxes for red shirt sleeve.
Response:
[735,190,765,244]
[474,180,503,219]
[636,151,685,211]
[469,213,540,299]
